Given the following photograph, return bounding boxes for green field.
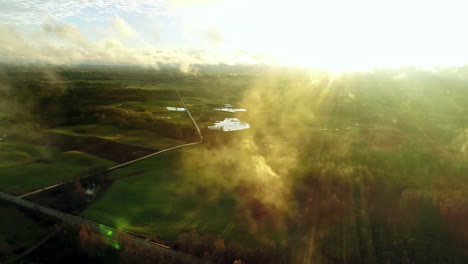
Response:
[0,141,115,194]
[2,66,468,263]
[82,145,254,244]
[50,124,186,150]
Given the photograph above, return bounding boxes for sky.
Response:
[1,0,468,71]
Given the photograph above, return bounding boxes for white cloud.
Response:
[5,0,466,70]
[112,16,135,37]
[42,22,89,46]
[0,0,165,24]
[0,20,262,70]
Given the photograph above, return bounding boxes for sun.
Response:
[209,0,468,72]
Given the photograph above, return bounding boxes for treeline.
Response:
[50,222,288,264]
[290,170,468,264]
[53,222,198,263]
[173,230,288,264]
[79,106,197,142]
[38,87,173,121]
[3,82,199,142]
[35,87,198,142]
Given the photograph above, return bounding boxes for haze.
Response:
[2,0,468,71]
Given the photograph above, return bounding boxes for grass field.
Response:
[82,145,257,244]
[0,141,115,194]
[50,124,187,150]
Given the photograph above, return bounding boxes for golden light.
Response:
[177,0,468,72]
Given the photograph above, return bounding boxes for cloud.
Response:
[0,0,270,70]
[42,22,89,46]
[164,0,218,8]
[0,0,165,25]
[0,20,263,71]
[0,1,272,70]
[112,16,135,38]
[3,0,468,70]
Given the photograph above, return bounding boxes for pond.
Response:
[214,108,247,113]
[208,118,250,132]
[214,104,247,113]
[166,107,186,111]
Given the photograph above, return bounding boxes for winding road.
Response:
[19,91,203,198]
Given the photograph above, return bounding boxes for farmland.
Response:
[1,65,468,263]
[0,141,114,194]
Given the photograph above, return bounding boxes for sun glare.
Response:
[204,0,468,72]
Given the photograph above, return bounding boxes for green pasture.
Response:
[50,124,186,150]
[82,146,255,244]
[0,141,115,194]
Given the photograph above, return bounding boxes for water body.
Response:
[214,104,247,113]
[208,118,250,132]
[214,108,247,113]
[166,107,186,111]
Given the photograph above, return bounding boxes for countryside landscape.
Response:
[1,65,467,263]
[1,0,468,263]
